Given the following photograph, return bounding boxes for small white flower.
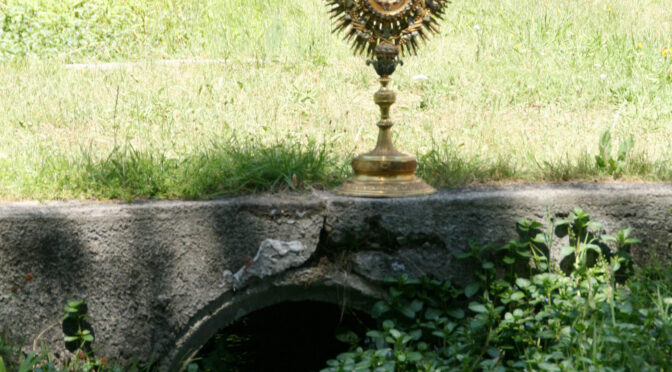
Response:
[600,73,607,79]
[413,74,429,81]
[474,24,481,31]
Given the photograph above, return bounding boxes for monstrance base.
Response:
[335,174,436,198]
[334,151,436,198]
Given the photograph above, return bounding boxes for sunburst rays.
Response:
[325,0,449,57]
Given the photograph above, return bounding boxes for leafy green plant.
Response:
[1,328,154,372]
[324,209,672,371]
[594,129,635,177]
[555,207,606,274]
[58,300,112,372]
[62,300,94,354]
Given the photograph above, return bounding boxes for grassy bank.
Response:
[1,0,672,200]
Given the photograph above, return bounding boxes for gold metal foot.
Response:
[335,177,435,198]
[335,152,435,197]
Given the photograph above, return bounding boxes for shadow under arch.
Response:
[164,277,380,371]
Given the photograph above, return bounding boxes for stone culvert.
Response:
[1,183,671,370]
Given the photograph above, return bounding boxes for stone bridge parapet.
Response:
[1,183,671,370]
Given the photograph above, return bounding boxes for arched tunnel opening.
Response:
[188,301,375,371]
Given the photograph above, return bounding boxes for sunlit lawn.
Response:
[1,0,672,200]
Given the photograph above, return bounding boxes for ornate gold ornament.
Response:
[326,0,448,197]
[327,0,448,56]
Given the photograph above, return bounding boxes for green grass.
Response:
[2,0,672,200]
[0,335,156,372]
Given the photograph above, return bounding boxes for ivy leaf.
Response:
[398,305,415,319]
[586,221,602,230]
[432,330,447,339]
[510,291,525,302]
[516,248,532,258]
[464,282,480,298]
[67,300,85,308]
[336,328,360,345]
[515,278,531,288]
[371,301,390,318]
[407,352,423,362]
[424,307,442,321]
[455,252,472,259]
[470,314,489,329]
[398,300,423,318]
[555,219,570,227]
[486,347,500,358]
[409,329,422,340]
[617,301,633,314]
[375,348,391,358]
[447,308,465,319]
[409,300,423,313]
[389,329,401,339]
[326,360,339,367]
[584,244,601,254]
[532,233,548,244]
[468,302,488,314]
[560,245,574,258]
[612,260,621,272]
[601,234,616,242]
[355,359,372,369]
[366,330,384,339]
[517,218,541,231]
[538,362,560,372]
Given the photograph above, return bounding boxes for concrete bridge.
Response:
[1,183,671,370]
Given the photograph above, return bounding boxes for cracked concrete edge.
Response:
[0,193,322,216]
[0,194,328,365]
[321,183,672,266]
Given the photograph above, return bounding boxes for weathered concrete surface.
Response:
[1,183,671,370]
[0,195,333,370]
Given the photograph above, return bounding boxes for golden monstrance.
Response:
[326,0,449,197]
